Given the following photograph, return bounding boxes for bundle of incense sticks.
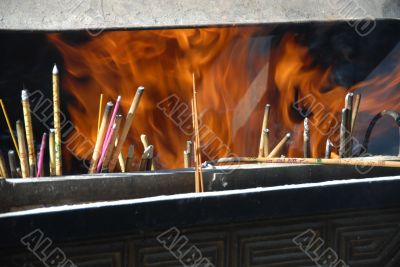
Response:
[191,74,204,193]
[0,64,62,178]
[89,86,145,174]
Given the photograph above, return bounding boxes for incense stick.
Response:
[192,74,204,192]
[184,141,192,168]
[206,156,400,168]
[118,153,126,172]
[8,150,18,178]
[36,133,47,177]
[89,101,113,173]
[339,108,350,158]
[263,129,269,156]
[125,144,135,172]
[109,86,145,172]
[139,145,153,171]
[53,64,62,176]
[96,112,122,172]
[191,99,199,192]
[345,93,354,156]
[350,94,361,134]
[49,129,56,176]
[258,104,271,157]
[0,99,20,159]
[140,134,154,170]
[0,149,8,178]
[21,90,36,176]
[16,120,29,178]
[303,118,311,158]
[268,133,291,158]
[324,139,332,159]
[101,114,122,172]
[102,96,121,156]
[98,93,103,134]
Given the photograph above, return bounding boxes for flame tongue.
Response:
[48,29,400,171]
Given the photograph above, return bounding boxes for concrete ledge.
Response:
[1,163,400,212]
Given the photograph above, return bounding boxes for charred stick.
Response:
[258,104,271,157]
[268,133,291,158]
[184,150,190,168]
[186,140,192,167]
[139,145,153,171]
[8,150,19,178]
[16,120,29,178]
[303,118,311,158]
[140,134,155,170]
[109,86,144,172]
[339,108,351,158]
[125,144,135,172]
[324,139,332,159]
[345,93,354,156]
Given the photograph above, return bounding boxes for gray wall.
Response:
[0,0,398,30]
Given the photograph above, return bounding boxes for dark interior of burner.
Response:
[0,20,399,174]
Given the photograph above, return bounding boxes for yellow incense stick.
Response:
[98,93,103,134]
[0,99,20,159]
[53,64,62,176]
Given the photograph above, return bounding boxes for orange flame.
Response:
[48,27,400,170]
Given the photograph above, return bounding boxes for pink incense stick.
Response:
[96,96,121,172]
[102,95,121,154]
[36,133,47,177]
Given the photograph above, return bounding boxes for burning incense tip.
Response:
[267,133,291,158]
[52,64,58,74]
[21,90,29,100]
[137,86,145,93]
